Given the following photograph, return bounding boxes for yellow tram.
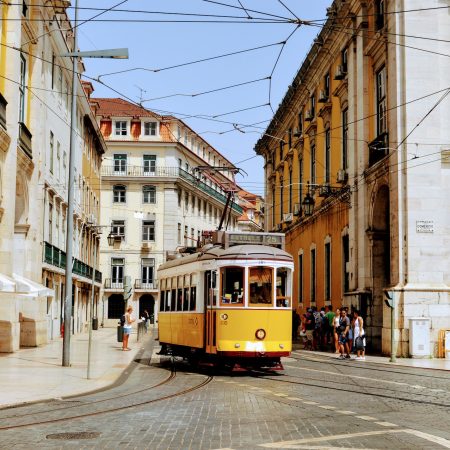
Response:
[157,231,294,370]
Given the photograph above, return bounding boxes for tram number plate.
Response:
[188,317,199,326]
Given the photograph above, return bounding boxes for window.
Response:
[310,248,316,303]
[311,144,316,184]
[184,225,188,246]
[113,185,126,203]
[325,242,331,301]
[48,202,53,243]
[325,128,331,183]
[288,128,292,149]
[298,254,303,303]
[299,157,303,204]
[51,53,55,89]
[114,121,127,136]
[177,223,181,244]
[49,131,54,174]
[111,220,125,237]
[375,0,385,30]
[184,131,188,146]
[141,258,154,285]
[276,267,291,307]
[57,141,61,179]
[298,111,303,134]
[310,94,316,117]
[111,258,124,285]
[142,220,155,241]
[280,177,284,220]
[289,167,293,213]
[249,267,273,306]
[143,185,156,204]
[176,276,183,311]
[183,277,190,311]
[220,266,244,305]
[19,55,26,123]
[342,109,348,170]
[376,66,387,136]
[279,139,284,161]
[324,72,330,98]
[184,192,189,209]
[143,155,156,174]
[272,185,275,228]
[343,234,350,292]
[190,274,197,311]
[113,154,127,173]
[143,121,157,136]
[342,48,348,73]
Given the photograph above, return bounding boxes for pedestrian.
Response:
[122,305,135,351]
[333,307,340,353]
[142,309,150,333]
[345,307,353,353]
[325,305,335,347]
[353,310,366,360]
[304,308,316,350]
[337,308,351,359]
[292,308,301,340]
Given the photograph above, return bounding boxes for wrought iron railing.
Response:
[134,279,157,290]
[104,278,123,289]
[368,132,389,167]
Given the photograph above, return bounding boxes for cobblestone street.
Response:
[1,338,450,449]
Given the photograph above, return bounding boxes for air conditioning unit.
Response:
[318,184,331,197]
[293,203,302,216]
[336,169,348,183]
[334,65,347,80]
[318,90,329,103]
[293,128,303,138]
[283,213,293,223]
[304,110,313,122]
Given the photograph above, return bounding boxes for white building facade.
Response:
[94,98,242,325]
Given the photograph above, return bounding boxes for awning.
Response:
[13,273,55,297]
[0,273,16,293]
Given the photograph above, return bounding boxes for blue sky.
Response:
[76,1,331,194]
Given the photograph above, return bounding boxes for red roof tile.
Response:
[94,98,160,119]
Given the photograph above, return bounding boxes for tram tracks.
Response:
[0,369,213,431]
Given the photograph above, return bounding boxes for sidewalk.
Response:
[0,326,152,408]
[292,343,450,371]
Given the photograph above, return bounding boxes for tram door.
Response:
[204,271,217,354]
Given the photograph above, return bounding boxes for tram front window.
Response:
[221,267,244,305]
[249,267,273,306]
[276,267,292,307]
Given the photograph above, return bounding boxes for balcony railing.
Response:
[368,132,389,167]
[18,122,32,159]
[101,165,179,177]
[0,93,7,130]
[104,278,123,289]
[43,241,102,283]
[134,279,157,290]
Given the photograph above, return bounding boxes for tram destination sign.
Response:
[222,232,285,249]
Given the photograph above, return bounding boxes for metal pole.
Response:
[390,304,396,363]
[62,0,79,367]
[87,235,97,379]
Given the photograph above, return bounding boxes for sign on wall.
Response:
[416,220,434,233]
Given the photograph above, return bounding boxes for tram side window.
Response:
[183,286,189,311]
[170,288,176,311]
[190,286,196,311]
[276,267,292,307]
[221,267,244,305]
[160,291,165,312]
[249,267,273,306]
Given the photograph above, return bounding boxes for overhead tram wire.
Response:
[276,0,300,21]
[236,0,251,19]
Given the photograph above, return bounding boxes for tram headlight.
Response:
[255,329,266,340]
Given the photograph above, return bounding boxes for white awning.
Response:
[0,273,16,293]
[13,273,55,297]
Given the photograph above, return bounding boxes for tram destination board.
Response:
[220,231,285,249]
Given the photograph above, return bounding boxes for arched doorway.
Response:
[367,185,390,353]
[108,294,125,319]
[139,294,155,320]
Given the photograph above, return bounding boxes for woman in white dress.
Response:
[353,310,365,360]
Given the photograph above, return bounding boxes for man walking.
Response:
[337,309,351,359]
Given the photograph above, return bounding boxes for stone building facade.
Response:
[0,1,105,352]
[94,98,242,325]
[255,0,450,356]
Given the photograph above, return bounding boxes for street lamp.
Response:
[302,182,315,216]
[62,0,128,368]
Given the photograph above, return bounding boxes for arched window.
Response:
[113,184,126,203]
[143,185,156,204]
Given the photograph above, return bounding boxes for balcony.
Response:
[101,165,179,178]
[104,278,123,289]
[18,122,32,159]
[134,279,158,290]
[43,241,102,283]
[368,132,389,167]
[0,93,7,130]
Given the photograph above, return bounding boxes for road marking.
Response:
[318,405,336,410]
[274,393,289,397]
[337,410,355,415]
[355,415,378,421]
[403,429,450,448]
[302,401,319,405]
[375,422,398,427]
[259,429,404,448]
[287,397,302,401]
[284,364,432,391]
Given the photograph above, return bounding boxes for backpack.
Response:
[120,314,126,326]
[355,335,365,350]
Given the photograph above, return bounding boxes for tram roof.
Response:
[158,244,293,271]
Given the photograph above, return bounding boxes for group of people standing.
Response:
[293,305,366,360]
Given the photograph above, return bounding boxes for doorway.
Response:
[139,294,155,319]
